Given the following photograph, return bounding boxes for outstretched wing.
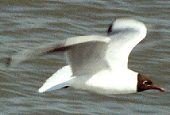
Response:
[6,35,110,66]
[6,18,147,77]
[106,18,147,71]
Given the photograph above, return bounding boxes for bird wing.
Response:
[105,18,147,71]
[6,18,147,77]
[6,35,110,66]
[67,19,147,75]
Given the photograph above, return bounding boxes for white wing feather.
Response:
[106,18,147,70]
[38,65,72,93]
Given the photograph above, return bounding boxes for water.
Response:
[0,0,170,114]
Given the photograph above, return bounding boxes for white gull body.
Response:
[9,18,147,94]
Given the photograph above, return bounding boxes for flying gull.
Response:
[6,18,165,94]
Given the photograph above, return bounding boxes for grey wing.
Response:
[6,35,110,66]
[67,42,109,76]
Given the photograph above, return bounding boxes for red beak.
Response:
[148,85,165,92]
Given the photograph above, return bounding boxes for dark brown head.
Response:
[137,74,165,92]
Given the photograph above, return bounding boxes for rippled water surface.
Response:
[0,0,170,114]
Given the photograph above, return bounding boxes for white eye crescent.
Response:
[143,80,152,85]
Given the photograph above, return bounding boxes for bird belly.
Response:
[70,70,137,94]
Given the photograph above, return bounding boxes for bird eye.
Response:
[143,81,152,85]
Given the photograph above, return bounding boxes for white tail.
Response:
[38,65,73,93]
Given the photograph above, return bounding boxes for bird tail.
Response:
[38,65,73,93]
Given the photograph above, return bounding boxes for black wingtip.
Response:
[107,23,113,34]
[107,18,117,35]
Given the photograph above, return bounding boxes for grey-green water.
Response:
[0,0,170,114]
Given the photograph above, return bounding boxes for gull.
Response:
[6,18,165,95]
